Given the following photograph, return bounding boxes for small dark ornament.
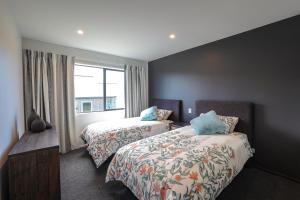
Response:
[45,121,52,129]
[31,116,46,133]
[27,109,39,131]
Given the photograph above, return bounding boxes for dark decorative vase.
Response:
[31,116,46,133]
[27,109,39,131]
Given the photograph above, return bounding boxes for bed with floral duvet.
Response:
[106,126,254,200]
[82,117,172,167]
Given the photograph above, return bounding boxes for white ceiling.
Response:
[8,0,300,61]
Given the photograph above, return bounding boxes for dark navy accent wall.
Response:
[149,15,300,181]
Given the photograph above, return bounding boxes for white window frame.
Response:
[74,63,125,113]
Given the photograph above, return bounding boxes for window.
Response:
[105,69,125,110]
[74,64,125,113]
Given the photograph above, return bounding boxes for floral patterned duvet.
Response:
[106,126,254,200]
[82,117,171,167]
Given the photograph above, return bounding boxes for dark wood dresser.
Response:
[8,128,60,200]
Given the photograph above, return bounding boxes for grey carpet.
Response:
[60,148,300,200]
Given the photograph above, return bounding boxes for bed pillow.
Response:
[157,108,173,120]
[191,110,228,135]
[200,113,239,134]
[218,115,239,133]
[140,106,158,121]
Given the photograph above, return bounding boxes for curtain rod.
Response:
[75,59,125,70]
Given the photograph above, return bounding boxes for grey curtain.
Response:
[23,49,76,153]
[125,65,148,117]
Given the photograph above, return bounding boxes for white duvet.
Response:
[106,126,254,200]
[82,117,171,167]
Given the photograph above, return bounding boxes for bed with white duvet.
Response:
[82,117,172,167]
[106,126,253,200]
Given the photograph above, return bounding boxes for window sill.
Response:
[75,109,125,116]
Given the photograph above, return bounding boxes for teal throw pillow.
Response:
[190,110,228,135]
[140,106,158,121]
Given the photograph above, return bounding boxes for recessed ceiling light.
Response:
[77,29,84,35]
[169,34,176,39]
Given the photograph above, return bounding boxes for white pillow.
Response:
[157,108,173,121]
[200,113,239,134]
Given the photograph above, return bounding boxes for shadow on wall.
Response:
[253,104,300,182]
[0,117,19,200]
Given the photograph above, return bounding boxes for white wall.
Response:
[0,0,24,199]
[22,38,148,148]
[22,38,148,68]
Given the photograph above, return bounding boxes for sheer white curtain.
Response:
[125,65,148,117]
[23,49,76,153]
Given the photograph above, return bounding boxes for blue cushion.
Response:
[190,110,228,135]
[140,106,157,121]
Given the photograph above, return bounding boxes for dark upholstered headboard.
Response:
[151,99,182,122]
[195,100,254,146]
